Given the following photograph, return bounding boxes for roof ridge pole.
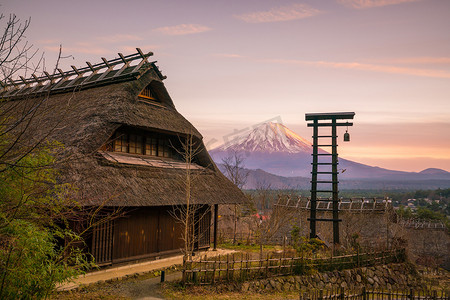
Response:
[130,48,151,73]
[51,68,70,89]
[96,57,115,81]
[83,61,99,82]
[114,53,131,77]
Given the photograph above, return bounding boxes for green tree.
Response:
[0,14,96,298]
[0,140,94,299]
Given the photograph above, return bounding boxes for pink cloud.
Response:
[97,34,143,43]
[338,0,421,9]
[44,45,111,56]
[267,58,450,78]
[234,4,322,23]
[214,53,245,58]
[119,45,161,54]
[153,24,212,36]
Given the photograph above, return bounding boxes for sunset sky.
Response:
[3,0,450,172]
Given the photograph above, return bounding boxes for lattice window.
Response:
[138,85,159,101]
[114,132,128,153]
[108,129,174,159]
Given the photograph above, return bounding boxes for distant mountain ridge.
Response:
[216,164,450,190]
[210,122,450,186]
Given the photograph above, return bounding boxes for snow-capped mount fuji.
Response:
[210,122,321,177]
[216,122,312,153]
[209,122,450,182]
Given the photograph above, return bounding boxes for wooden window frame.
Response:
[110,129,176,159]
[138,85,160,102]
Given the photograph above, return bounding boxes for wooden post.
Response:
[362,286,366,300]
[340,287,345,300]
[218,255,221,281]
[266,253,269,277]
[357,246,360,267]
[213,204,218,250]
[193,271,197,284]
[226,254,230,281]
[212,259,216,284]
[182,255,186,283]
[279,256,282,275]
[409,288,414,300]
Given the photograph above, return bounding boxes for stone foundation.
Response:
[212,263,422,293]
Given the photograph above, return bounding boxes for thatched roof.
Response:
[0,50,246,206]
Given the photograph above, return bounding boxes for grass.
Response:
[218,242,283,253]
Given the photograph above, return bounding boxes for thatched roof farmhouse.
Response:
[0,49,246,264]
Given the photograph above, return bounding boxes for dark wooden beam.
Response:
[213,204,218,250]
[307,122,353,127]
[305,112,355,121]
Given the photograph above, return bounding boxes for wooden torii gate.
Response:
[305,112,355,245]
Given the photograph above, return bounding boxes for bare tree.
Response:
[0,14,121,298]
[171,132,211,257]
[0,14,41,82]
[221,151,248,244]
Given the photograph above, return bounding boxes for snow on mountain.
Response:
[209,122,450,183]
[216,122,311,153]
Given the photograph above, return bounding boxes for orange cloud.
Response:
[234,4,322,23]
[381,57,450,65]
[338,0,421,9]
[267,58,450,78]
[153,24,212,36]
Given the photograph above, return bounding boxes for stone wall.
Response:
[215,263,423,293]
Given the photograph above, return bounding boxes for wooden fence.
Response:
[183,248,406,284]
[299,287,449,300]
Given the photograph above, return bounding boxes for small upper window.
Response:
[102,129,176,159]
[138,85,159,101]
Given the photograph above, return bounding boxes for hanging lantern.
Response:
[343,130,350,142]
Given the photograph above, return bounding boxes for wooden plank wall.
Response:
[92,205,210,264]
[91,220,114,265]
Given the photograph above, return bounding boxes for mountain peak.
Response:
[419,168,449,175]
[215,122,312,153]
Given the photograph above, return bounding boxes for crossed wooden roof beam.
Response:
[0,48,164,98]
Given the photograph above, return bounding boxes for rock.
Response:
[269,279,276,288]
[356,274,362,283]
[323,273,329,283]
[261,279,268,287]
[367,277,374,285]
[341,281,348,288]
[241,282,250,292]
[275,281,283,292]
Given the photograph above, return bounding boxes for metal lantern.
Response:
[343,130,350,142]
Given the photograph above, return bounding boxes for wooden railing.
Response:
[182,248,406,284]
[299,287,448,300]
